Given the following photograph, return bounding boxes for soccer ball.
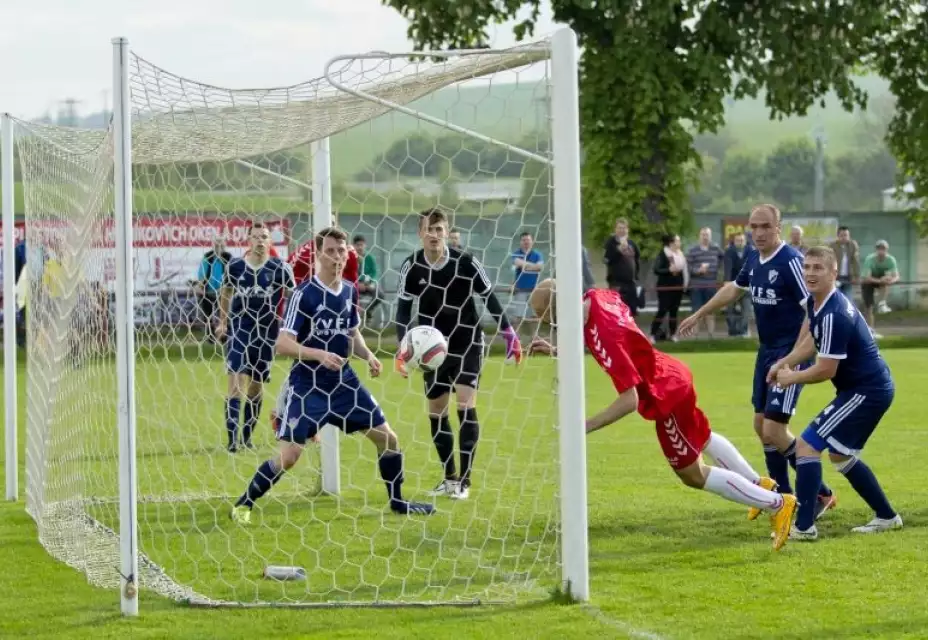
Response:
[400,326,448,372]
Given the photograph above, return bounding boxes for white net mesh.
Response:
[18,38,562,607]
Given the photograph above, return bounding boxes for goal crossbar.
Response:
[323,48,552,166]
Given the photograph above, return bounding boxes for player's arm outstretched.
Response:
[463,254,522,362]
[677,264,748,337]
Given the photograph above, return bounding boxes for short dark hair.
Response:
[520,231,533,239]
[249,221,268,232]
[352,234,366,244]
[315,226,349,250]
[805,245,837,268]
[661,233,676,247]
[418,207,449,229]
[837,225,850,233]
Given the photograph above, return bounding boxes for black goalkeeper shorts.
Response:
[423,345,484,400]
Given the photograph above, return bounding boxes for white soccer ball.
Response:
[400,326,448,372]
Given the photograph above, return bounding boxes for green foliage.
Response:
[693,136,897,213]
[764,138,818,210]
[383,0,913,254]
[874,9,928,235]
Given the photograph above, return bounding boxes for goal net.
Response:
[14,32,585,608]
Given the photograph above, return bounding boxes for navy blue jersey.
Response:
[281,276,360,391]
[807,289,893,393]
[225,256,293,334]
[735,243,809,349]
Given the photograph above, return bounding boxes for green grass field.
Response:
[2,348,927,639]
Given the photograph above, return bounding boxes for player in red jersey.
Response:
[268,234,360,439]
[288,237,359,285]
[528,279,797,550]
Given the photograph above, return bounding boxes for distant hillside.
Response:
[40,75,893,182]
[720,75,892,156]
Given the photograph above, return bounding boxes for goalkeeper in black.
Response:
[395,208,523,500]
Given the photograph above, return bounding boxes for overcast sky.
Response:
[1,0,558,119]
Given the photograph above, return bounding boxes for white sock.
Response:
[704,467,783,512]
[704,432,761,483]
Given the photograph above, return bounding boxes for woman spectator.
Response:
[650,233,688,342]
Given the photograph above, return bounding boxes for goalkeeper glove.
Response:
[502,326,523,364]
[394,343,411,378]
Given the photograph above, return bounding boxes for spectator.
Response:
[510,231,544,330]
[14,238,26,283]
[650,233,687,342]
[353,235,385,327]
[831,225,860,298]
[685,227,724,338]
[724,232,754,337]
[603,218,641,316]
[581,246,596,292]
[448,228,463,251]
[195,237,231,342]
[861,239,900,338]
[788,225,808,254]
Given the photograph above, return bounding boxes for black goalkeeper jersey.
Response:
[396,247,495,353]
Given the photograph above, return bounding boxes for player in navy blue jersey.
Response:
[218,222,294,452]
[768,246,901,539]
[679,204,836,521]
[231,227,434,524]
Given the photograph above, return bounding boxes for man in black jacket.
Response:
[603,218,641,315]
[723,232,753,337]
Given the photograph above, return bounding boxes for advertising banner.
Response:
[1,216,291,293]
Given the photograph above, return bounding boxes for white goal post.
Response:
[6,28,588,614]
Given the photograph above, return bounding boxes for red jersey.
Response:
[583,289,692,420]
[288,241,359,285]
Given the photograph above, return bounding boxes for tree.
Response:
[764,138,817,210]
[874,9,928,234]
[383,0,911,255]
[718,153,766,204]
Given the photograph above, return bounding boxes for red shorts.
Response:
[655,389,711,470]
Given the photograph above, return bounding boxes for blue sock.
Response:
[242,396,262,445]
[378,452,404,504]
[235,459,284,508]
[225,397,241,446]
[840,458,896,520]
[786,439,833,497]
[764,445,792,493]
[795,456,822,530]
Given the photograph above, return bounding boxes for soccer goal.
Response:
[4,28,588,613]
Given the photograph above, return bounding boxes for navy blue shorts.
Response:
[226,328,276,383]
[752,345,811,419]
[277,377,386,445]
[802,388,894,455]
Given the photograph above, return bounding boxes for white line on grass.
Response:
[581,604,668,640]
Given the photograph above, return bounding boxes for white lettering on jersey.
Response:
[750,286,778,305]
[313,314,353,337]
[235,284,271,298]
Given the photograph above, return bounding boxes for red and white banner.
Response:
[1,216,291,293]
